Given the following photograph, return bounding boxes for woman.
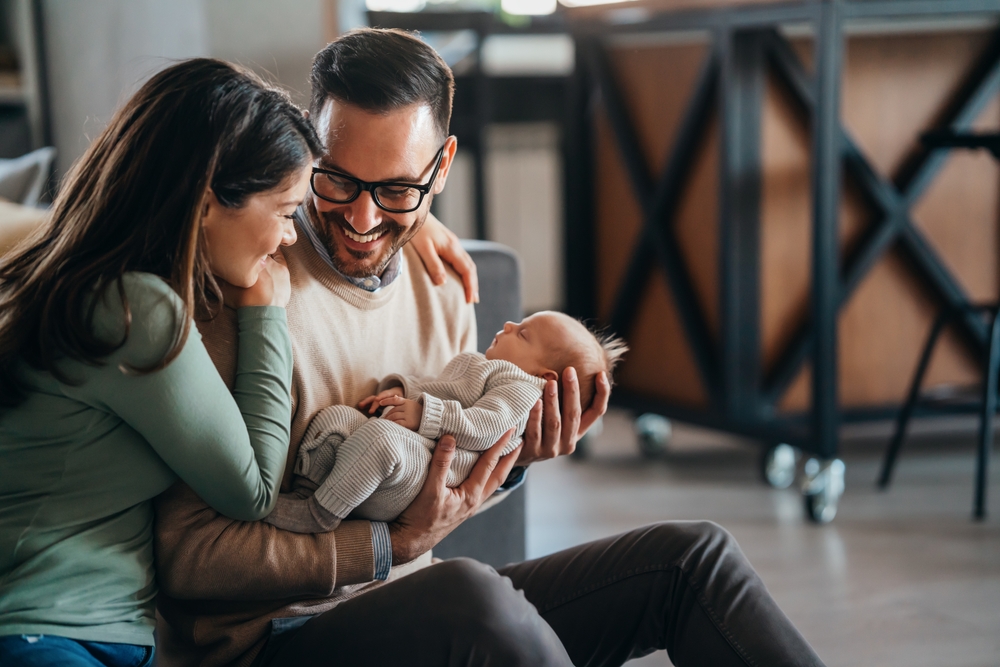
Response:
[0,59,476,667]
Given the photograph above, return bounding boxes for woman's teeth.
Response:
[343,228,385,244]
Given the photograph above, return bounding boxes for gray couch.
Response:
[431,240,526,568]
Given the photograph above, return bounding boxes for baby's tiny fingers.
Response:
[380,396,405,406]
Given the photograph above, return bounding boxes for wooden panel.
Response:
[836,31,994,408]
[617,268,709,406]
[594,42,716,407]
[594,29,1000,414]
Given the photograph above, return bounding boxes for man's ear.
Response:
[432,135,459,195]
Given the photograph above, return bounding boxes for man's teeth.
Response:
[344,228,385,244]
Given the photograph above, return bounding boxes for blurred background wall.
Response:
[9,0,564,312]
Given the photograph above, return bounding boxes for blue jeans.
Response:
[0,635,153,667]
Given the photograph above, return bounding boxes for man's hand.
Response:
[388,432,520,565]
[517,367,610,466]
[357,387,405,415]
[410,213,479,304]
[379,395,423,431]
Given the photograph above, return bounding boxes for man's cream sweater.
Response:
[153,231,476,667]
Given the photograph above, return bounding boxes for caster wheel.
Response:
[760,443,798,489]
[801,458,846,524]
[634,413,671,459]
[572,416,603,460]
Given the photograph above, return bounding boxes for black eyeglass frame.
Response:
[310,144,447,213]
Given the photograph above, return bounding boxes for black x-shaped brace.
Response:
[582,37,723,403]
[584,26,1000,414]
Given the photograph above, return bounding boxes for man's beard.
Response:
[308,200,426,278]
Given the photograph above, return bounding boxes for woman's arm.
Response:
[410,213,479,304]
[82,273,292,521]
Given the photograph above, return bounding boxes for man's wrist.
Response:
[387,521,418,566]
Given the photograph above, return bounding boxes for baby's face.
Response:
[484,311,591,378]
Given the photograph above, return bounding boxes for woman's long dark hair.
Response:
[0,58,323,407]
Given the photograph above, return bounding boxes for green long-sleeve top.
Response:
[0,272,292,646]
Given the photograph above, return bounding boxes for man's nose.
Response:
[343,191,381,235]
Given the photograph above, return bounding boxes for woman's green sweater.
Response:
[0,273,292,646]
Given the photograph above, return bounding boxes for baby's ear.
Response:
[541,369,559,383]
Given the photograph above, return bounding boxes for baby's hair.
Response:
[561,319,628,412]
[588,323,628,387]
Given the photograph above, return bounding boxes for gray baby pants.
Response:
[296,405,492,522]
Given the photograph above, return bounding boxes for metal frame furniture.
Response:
[564,0,1000,521]
[878,129,1000,520]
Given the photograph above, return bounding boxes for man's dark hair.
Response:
[310,28,455,139]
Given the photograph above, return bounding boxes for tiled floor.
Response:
[524,409,1000,667]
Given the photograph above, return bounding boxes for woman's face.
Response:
[202,166,312,288]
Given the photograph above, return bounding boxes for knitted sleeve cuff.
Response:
[417,393,445,440]
[371,522,392,581]
[332,520,376,585]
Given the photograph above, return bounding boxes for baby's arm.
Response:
[411,380,542,451]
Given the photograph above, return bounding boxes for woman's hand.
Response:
[220,250,291,309]
[411,213,479,304]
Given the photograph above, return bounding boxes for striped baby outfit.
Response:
[291,352,546,523]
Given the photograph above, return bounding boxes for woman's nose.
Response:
[281,219,297,246]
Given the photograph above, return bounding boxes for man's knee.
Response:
[430,558,518,618]
[429,559,564,662]
[627,520,743,570]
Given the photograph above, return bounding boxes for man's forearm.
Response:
[154,482,375,601]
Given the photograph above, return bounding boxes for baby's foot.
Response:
[264,494,342,533]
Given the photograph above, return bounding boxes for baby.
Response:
[265,311,627,533]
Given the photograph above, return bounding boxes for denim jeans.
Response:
[0,634,154,667]
[264,521,826,667]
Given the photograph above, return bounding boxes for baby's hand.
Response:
[379,396,423,431]
[358,387,405,415]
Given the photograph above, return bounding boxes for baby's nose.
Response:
[503,321,515,333]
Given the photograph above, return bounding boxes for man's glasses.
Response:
[310,144,446,214]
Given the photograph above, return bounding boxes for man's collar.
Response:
[294,207,403,292]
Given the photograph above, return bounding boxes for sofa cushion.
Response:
[0,200,48,257]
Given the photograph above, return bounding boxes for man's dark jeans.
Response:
[264,521,826,667]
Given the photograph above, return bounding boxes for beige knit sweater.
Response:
[153,233,476,667]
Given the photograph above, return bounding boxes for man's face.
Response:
[309,99,456,277]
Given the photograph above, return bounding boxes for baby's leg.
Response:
[264,405,370,534]
[346,430,525,521]
[295,405,371,483]
[313,418,437,523]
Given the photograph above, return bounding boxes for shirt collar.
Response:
[295,207,403,292]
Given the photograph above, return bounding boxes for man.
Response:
[155,29,825,667]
